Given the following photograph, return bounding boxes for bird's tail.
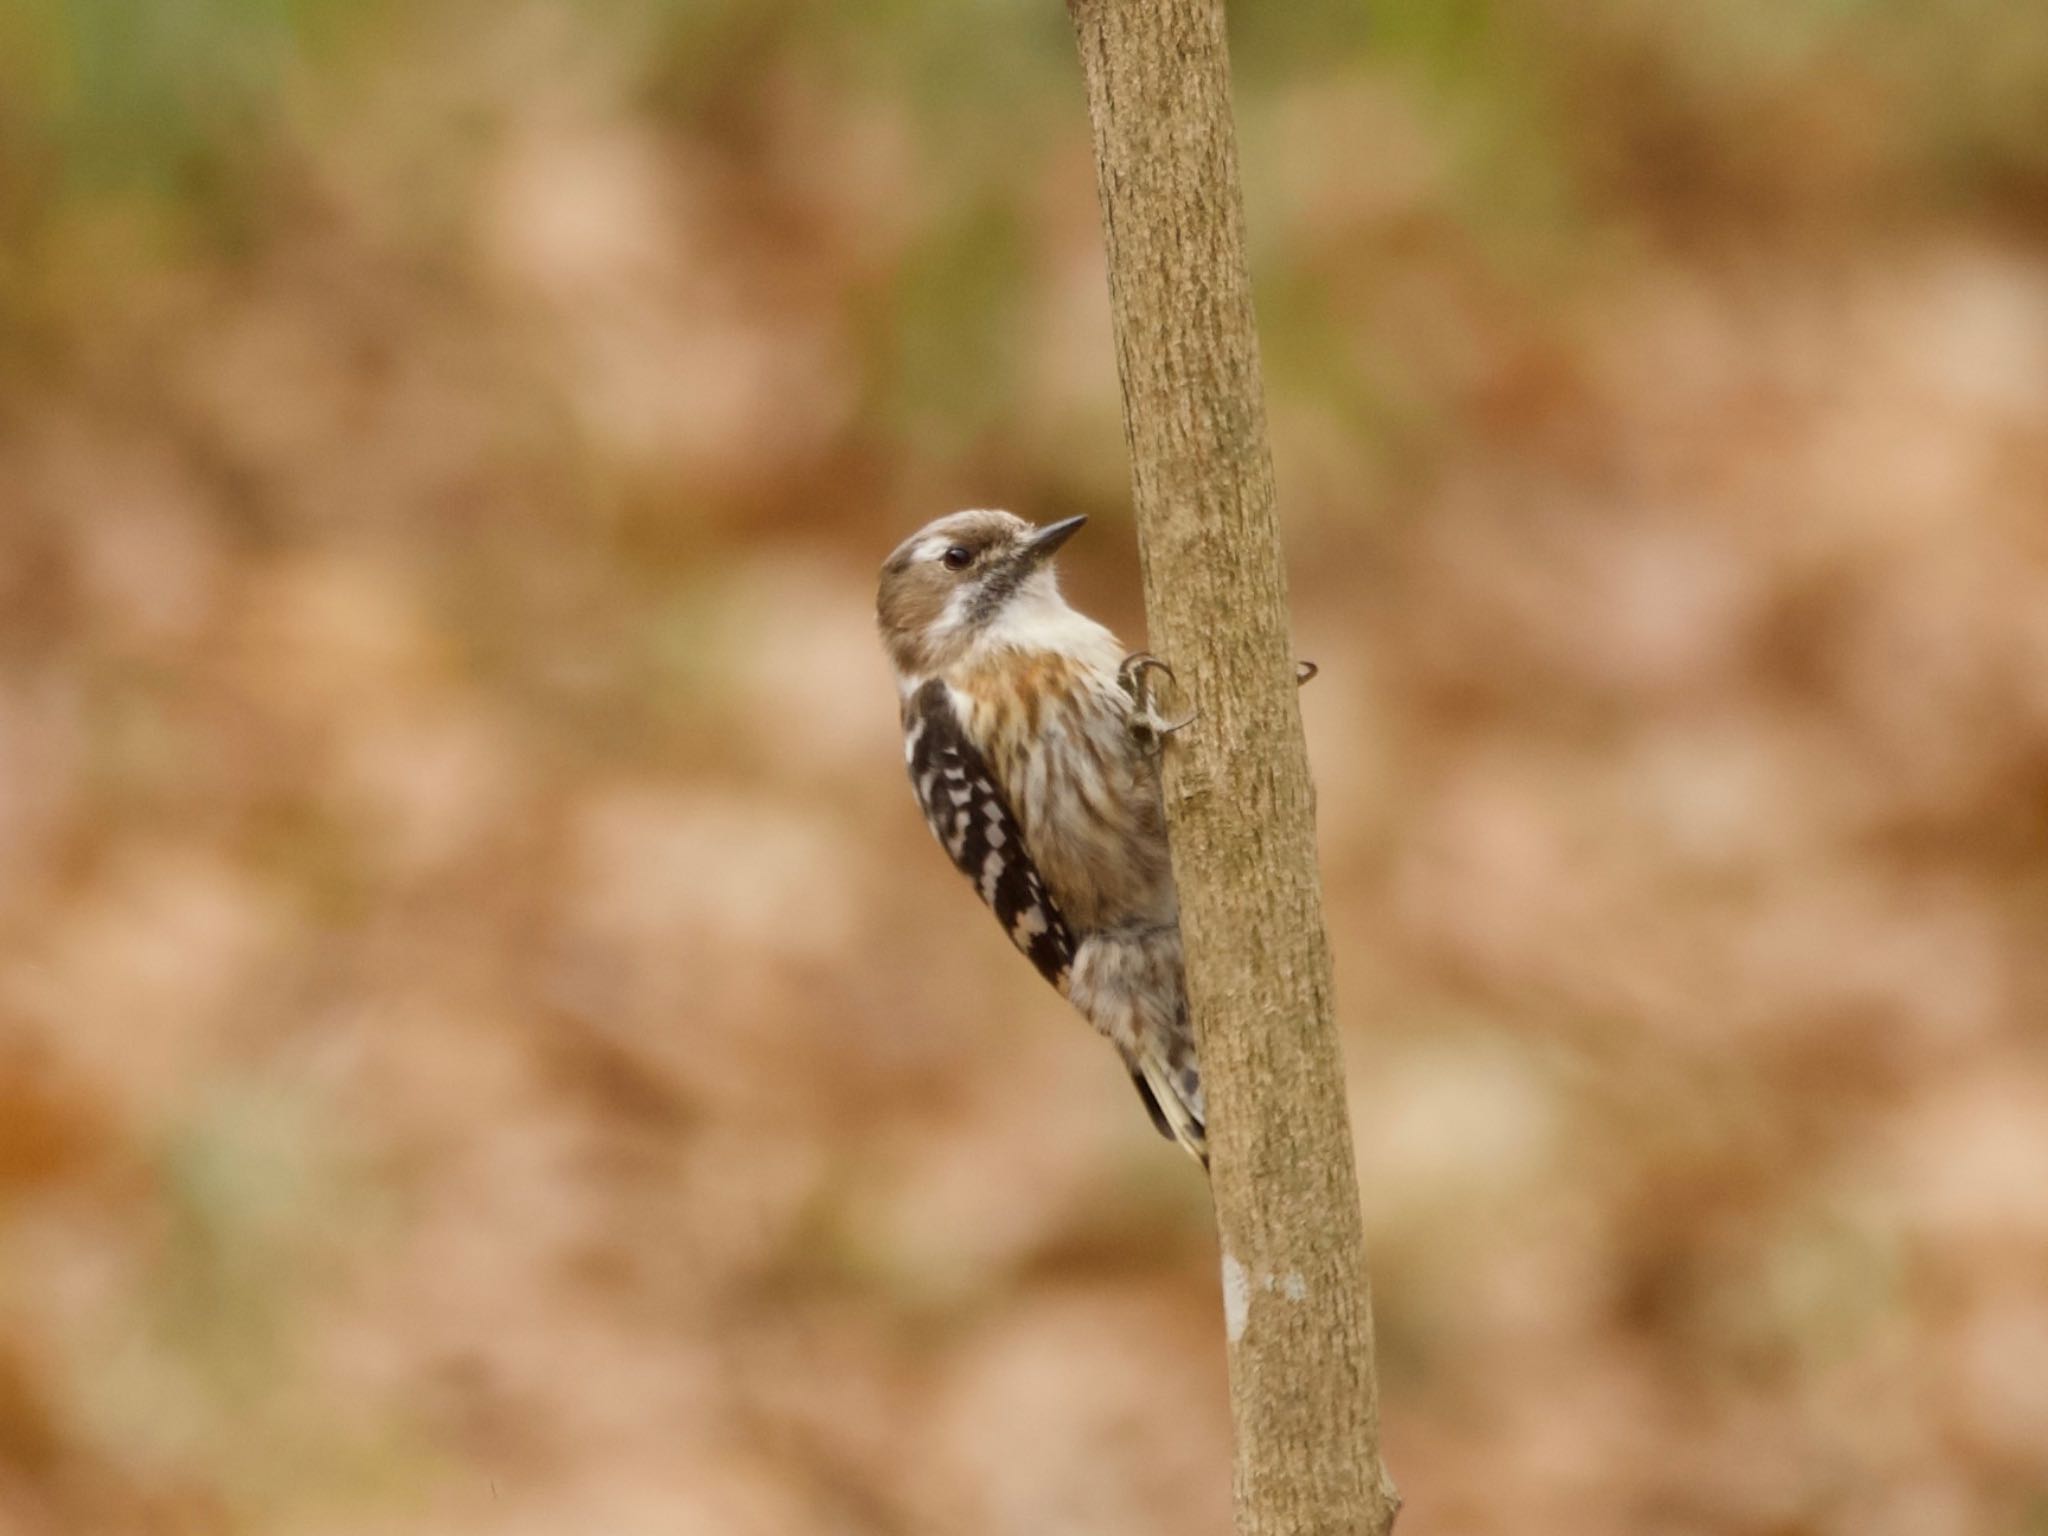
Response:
[1128,1036,1208,1170]
[1069,923,1207,1168]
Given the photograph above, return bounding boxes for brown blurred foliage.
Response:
[3,2,2048,1533]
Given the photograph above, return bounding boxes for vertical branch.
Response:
[1064,2,1398,1533]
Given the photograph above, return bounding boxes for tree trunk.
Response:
[1064,2,1399,1533]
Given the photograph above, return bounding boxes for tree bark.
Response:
[1064,3,1398,1533]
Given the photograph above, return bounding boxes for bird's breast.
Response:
[950,651,1176,932]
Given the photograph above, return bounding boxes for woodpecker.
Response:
[877,509,1208,1164]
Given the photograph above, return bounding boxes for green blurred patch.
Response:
[130,1082,425,1524]
[2,0,377,216]
[153,1085,338,1402]
[867,195,1028,445]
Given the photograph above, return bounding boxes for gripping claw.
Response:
[1119,651,1173,693]
[1119,652,1197,742]
[1297,660,1319,686]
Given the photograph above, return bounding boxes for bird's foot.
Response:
[1118,652,1197,747]
[1297,659,1319,687]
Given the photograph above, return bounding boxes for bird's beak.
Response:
[1021,515,1087,565]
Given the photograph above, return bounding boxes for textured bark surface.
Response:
[1065,2,1398,1533]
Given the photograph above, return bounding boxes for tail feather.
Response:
[1128,1068,1174,1141]
[1068,924,1206,1167]
[1128,1047,1207,1169]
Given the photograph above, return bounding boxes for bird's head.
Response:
[876,509,1087,681]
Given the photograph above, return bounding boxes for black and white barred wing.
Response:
[903,679,1075,992]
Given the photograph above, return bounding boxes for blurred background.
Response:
[4,1,2048,1533]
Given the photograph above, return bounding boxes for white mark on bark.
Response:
[1222,1252,1250,1342]
[1225,1258,1310,1340]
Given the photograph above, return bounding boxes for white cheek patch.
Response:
[932,583,974,641]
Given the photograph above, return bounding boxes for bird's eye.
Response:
[941,546,973,571]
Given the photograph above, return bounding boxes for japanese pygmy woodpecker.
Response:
[876,510,1206,1164]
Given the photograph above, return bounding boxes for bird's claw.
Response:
[1119,652,1196,746]
[1116,653,1310,745]
[1118,651,1173,693]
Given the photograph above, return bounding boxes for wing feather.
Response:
[904,679,1075,991]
